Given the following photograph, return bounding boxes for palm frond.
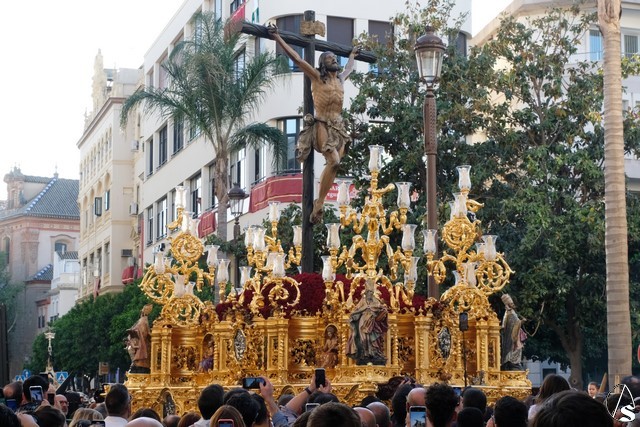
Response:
[229,123,287,168]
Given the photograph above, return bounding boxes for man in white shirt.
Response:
[104,384,131,427]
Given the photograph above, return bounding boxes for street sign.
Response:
[55,371,68,383]
[22,369,31,378]
[14,374,25,382]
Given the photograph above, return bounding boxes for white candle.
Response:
[206,245,219,267]
[268,201,281,222]
[402,224,417,251]
[457,165,472,191]
[422,229,437,254]
[217,259,230,283]
[174,274,185,297]
[396,182,411,209]
[368,145,383,173]
[154,252,165,274]
[244,226,254,247]
[253,227,266,252]
[322,255,335,281]
[337,180,351,206]
[273,253,286,278]
[326,223,341,249]
[239,266,252,290]
[483,235,498,261]
[293,226,302,246]
[175,185,186,209]
[189,217,201,236]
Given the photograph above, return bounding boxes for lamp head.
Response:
[415,26,445,85]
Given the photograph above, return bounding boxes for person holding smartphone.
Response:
[19,375,50,412]
[273,370,333,427]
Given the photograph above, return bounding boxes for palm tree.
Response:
[121,12,289,241]
[598,0,632,386]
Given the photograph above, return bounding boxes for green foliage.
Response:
[348,1,640,387]
[28,283,157,376]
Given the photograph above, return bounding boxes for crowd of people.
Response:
[1,371,638,427]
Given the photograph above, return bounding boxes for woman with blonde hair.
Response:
[210,405,246,427]
[68,408,104,427]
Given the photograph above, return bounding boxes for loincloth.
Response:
[296,114,351,162]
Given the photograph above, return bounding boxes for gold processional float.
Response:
[125,145,531,414]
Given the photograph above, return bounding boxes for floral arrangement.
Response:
[214,273,428,320]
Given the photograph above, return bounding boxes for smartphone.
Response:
[306,403,320,412]
[30,385,44,403]
[218,419,234,427]
[315,368,326,389]
[47,392,55,405]
[409,406,427,427]
[242,377,263,389]
[452,387,462,397]
[6,399,17,411]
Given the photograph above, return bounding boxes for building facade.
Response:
[76,51,143,300]
[0,168,79,377]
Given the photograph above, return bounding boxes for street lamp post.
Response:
[415,27,445,299]
[228,182,247,288]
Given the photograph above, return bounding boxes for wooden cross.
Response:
[241,11,376,273]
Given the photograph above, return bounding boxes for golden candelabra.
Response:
[322,145,420,313]
[218,201,303,317]
[139,186,219,326]
[422,165,514,317]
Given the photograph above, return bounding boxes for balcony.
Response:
[249,173,303,212]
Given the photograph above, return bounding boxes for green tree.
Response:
[121,13,289,241]
[0,252,24,337]
[348,3,640,387]
[28,283,157,378]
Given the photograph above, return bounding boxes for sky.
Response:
[0,0,508,200]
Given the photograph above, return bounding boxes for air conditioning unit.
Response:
[131,140,139,151]
[129,202,138,216]
[121,249,133,258]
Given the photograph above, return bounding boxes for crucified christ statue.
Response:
[269,24,360,224]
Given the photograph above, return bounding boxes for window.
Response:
[278,118,302,172]
[159,126,168,166]
[276,15,304,71]
[452,32,467,57]
[230,0,244,14]
[230,149,246,190]
[104,189,110,211]
[104,242,110,275]
[189,121,201,140]
[158,55,168,89]
[147,138,154,176]
[214,0,222,20]
[625,34,638,58]
[171,189,177,225]
[173,119,184,153]
[234,49,246,81]
[368,21,392,47]
[327,16,354,67]
[54,241,67,254]
[368,21,393,74]
[147,207,154,245]
[157,198,168,239]
[147,69,155,88]
[209,164,218,208]
[254,145,268,183]
[191,175,202,217]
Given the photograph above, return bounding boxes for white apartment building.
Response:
[76,51,142,300]
[136,0,472,269]
[48,250,81,323]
